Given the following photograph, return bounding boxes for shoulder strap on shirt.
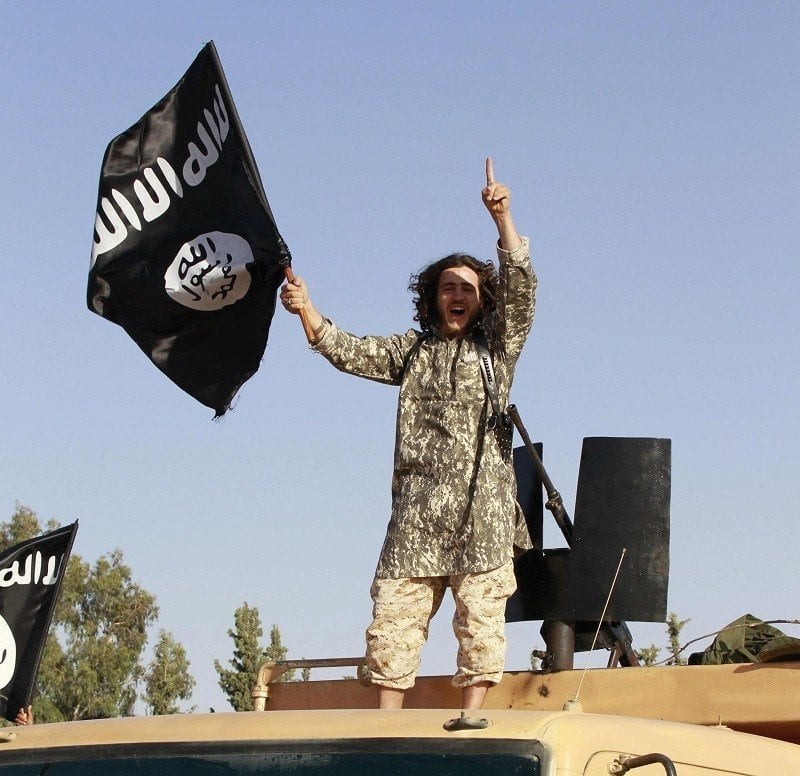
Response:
[473,328,509,430]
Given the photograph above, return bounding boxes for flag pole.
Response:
[206,41,314,342]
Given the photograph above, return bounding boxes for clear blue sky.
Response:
[2,2,798,712]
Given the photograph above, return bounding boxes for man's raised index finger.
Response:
[485,157,495,185]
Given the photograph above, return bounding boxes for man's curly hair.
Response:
[409,253,498,338]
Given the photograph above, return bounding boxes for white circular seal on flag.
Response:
[164,231,253,311]
[0,614,16,689]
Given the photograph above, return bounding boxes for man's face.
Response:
[436,265,482,339]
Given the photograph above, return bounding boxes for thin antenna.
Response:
[567,548,627,709]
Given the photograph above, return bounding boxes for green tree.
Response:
[665,612,690,666]
[143,630,196,715]
[1,505,167,721]
[214,605,300,711]
[634,612,690,667]
[266,625,301,682]
[0,503,58,546]
[264,625,289,664]
[634,643,661,666]
[214,603,267,711]
[40,549,159,719]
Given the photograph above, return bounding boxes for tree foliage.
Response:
[634,643,660,666]
[264,625,308,681]
[143,630,196,715]
[214,604,302,711]
[1,504,192,721]
[634,611,690,666]
[40,552,158,720]
[665,612,690,666]
[0,504,58,547]
[214,602,267,711]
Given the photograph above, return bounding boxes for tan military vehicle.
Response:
[0,658,798,775]
[2,440,796,774]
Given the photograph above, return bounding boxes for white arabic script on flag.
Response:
[91,84,230,264]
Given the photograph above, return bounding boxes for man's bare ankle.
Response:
[378,688,405,709]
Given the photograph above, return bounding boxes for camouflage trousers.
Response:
[365,561,517,690]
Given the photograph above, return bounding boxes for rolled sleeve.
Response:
[309,318,336,354]
[497,235,531,267]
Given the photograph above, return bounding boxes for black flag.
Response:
[88,41,289,416]
[0,523,77,721]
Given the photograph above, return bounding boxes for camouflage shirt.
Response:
[313,237,536,578]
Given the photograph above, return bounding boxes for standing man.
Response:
[281,159,536,709]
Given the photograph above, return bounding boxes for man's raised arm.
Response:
[482,157,522,252]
